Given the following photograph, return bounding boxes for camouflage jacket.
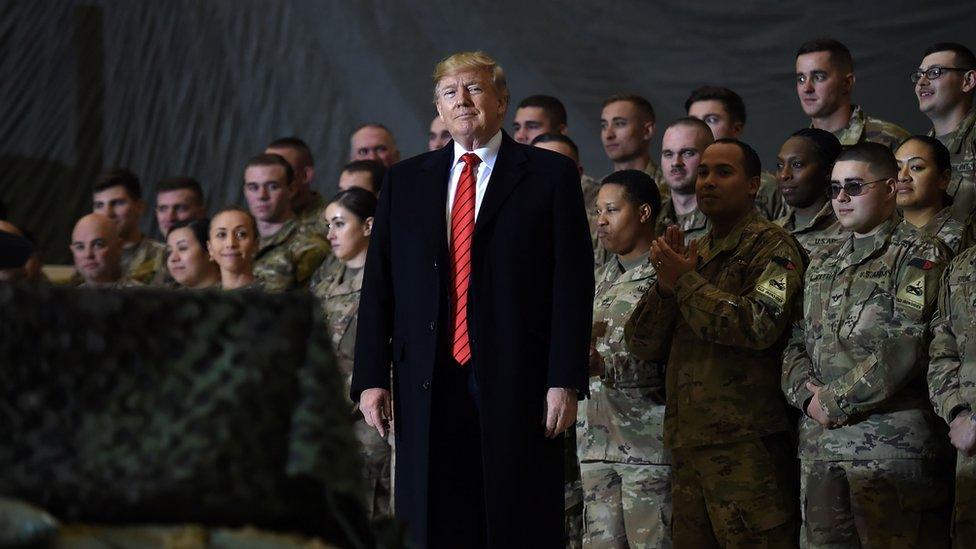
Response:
[77,277,143,289]
[653,197,708,244]
[774,201,846,259]
[930,106,976,221]
[756,171,790,221]
[645,158,666,200]
[928,245,976,425]
[782,216,951,460]
[830,104,911,151]
[296,191,327,227]
[312,262,363,388]
[582,173,601,251]
[919,205,972,255]
[254,218,331,292]
[578,255,667,465]
[120,236,166,285]
[625,211,806,449]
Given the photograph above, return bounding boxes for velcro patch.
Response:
[908,257,934,270]
[770,256,796,271]
[895,272,926,311]
[756,273,789,307]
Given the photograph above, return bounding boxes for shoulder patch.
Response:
[908,257,934,270]
[895,272,926,311]
[756,273,789,307]
[770,256,797,271]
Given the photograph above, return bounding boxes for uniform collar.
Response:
[928,105,976,155]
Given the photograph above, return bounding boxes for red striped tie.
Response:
[450,152,481,365]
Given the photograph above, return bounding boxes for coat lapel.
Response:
[420,143,454,272]
[475,133,527,240]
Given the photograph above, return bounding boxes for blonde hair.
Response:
[432,51,509,106]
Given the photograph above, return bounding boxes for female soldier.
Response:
[166,218,219,289]
[895,135,972,254]
[207,207,261,290]
[577,170,669,548]
[311,188,391,519]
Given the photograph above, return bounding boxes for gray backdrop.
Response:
[2,0,975,263]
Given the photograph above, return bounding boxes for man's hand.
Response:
[651,225,698,294]
[805,382,835,428]
[543,387,578,439]
[588,347,605,378]
[360,388,393,438]
[949,411,976,456]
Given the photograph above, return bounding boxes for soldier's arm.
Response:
[928,256,971,424]
[818,252,948,424]
[292,232,331,288]
[623,283,678,362]
[672,235,804,350]
[781,295,816,411]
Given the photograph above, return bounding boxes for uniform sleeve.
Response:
[293,233,331,288]
[781,292,816,412]
[672,235,805,350]
[928,257,971,424]
[623,284,678,363]
[818,249,948,424]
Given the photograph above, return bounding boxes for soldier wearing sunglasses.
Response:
[914,42,976,223]
[783,142,954,547]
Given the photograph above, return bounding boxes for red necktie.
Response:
[450,152,481,365]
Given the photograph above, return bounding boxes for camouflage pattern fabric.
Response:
[644,158,666,201]
[0,285,374,547]
[625,210,806,450]
[783,215,953,461]
[800,458,951,548]
[928,245,976,545]
[755,171,790,221]
[121,236,167,285]
[920,205,973,255]
[312,262,392,521]
[296,191,327,228]
[579,462,670,549]
[773,201,846,259]
[653,197,708,244]
[78,277,143,289]
[830,104,911,151]
[669,434,798,548]
[565,436,583,549]
[582,174,602,257]
[254,218,331,292]
[930,106,976,222]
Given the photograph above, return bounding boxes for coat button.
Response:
[433,259,438,270]
[428,321,435,331]
[422,379,431,390]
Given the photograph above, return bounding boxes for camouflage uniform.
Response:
[653,197,708,244]
[577,254,670,548]
[77,278,143,289]
[782,215,954,547]
[295,190,327,228]
[254,218,331,292]
[830,104,911,152]
[930,106,976,222]
[773,201,846,259]
[928,245,976,545]
[312,261,392,520]
[756,171,790,221]
[645,158,666,201]
[120,236,166,285]
[624,210,805,547]
[919,205,973,255]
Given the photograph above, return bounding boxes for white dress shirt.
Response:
[446,130,503,239]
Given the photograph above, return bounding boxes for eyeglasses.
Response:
[828,178,888,199]
[910,66,973,83]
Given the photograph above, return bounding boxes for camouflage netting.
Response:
[0,285,374,547]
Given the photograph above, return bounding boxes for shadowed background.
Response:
[2,0,974,262]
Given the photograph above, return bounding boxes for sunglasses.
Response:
[828,178,888,199]
[911,66,973,84]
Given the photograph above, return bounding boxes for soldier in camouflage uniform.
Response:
[653,118,713,248]
[795,39,910,153]
[928,245,976,546]
[914,43,976,222]
[266,136,328,227]
[686,85,789,220]
[91,168,167,285]
[70,213,142,289]
[577,170,670,548]
[243,153,330,292]
[782,143,953,547]
[625,140,805,547]
[311,188,392,520]
[773,128,847,258]
[208,207,264,291]
[897,135,975,254]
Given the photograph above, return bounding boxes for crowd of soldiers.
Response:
[2,37,976,548]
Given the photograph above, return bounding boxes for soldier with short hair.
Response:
[70,213,140,288]
[783,142,953,547]
[626,139,805,547]
[928,244,976,546]
[654,117,713,244]
[915,42,976,221]
[600,93,665,197]
[266,136,324,225]
[92,168,166,285]
[242,153,330,292]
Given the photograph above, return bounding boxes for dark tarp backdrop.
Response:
[1,0,974,263]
